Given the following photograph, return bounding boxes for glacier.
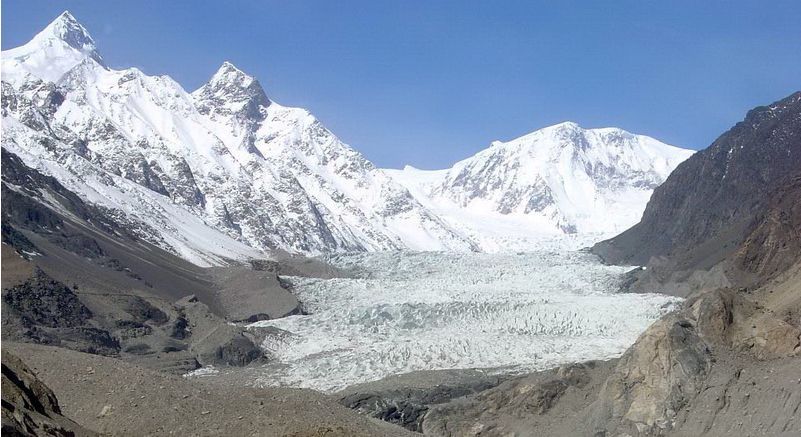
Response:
[245,246,680,392]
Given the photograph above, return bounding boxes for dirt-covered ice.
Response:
[247,247,680,392]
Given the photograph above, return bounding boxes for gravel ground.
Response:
[4,342,414,437]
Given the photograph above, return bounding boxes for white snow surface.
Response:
[247,246,680,392]
[384,122,694,250]
[2,11,475,265]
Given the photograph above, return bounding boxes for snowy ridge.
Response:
[1,11,104,85]
[384,122,694,251]
[2,11,475,266]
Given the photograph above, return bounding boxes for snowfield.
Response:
[247,245,680,392]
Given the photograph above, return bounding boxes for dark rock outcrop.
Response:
[1,352,96,436]
[339,372,503,432]
[2,268,121,356]
[3,268,93,328]
[214,334,264,367]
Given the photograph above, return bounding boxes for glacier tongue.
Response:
[247,248,681,392]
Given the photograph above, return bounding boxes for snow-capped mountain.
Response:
[384,122,694,251]
[2,11,693,264]
[2,11,476,266]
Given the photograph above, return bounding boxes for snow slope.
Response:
[2,12,475,266]
[384,122,694,251]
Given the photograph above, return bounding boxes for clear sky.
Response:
[3,1,800,169]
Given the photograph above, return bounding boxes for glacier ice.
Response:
[247,245,680,392]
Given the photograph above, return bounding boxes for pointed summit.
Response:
[1,10,105,84]
[193,61,271,120]
[35,11,102,63]
[208,61,261,91]
[214,61,248,78]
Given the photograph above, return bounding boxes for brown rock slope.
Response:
[593,91,801,296]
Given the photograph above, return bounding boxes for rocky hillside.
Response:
[2,352,95,436]
[735,173,801,281]
[593,91,801,269]
[3,343,416,437]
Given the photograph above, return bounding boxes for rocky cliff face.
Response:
[735,173,801,280]
[593,91,801,269]
[591,91,801,299]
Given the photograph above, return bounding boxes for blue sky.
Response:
[3,1,800,169]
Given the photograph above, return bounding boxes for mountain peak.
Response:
[507,121,584,147]
[216,61,246,75]
[38,11,99,56]
[209,61,258,87]
[193,61,271,119]
[2,10,105,84]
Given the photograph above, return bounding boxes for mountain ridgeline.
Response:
[385,122,693,241]
[1,11,476,266]
[1,11,692,265]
